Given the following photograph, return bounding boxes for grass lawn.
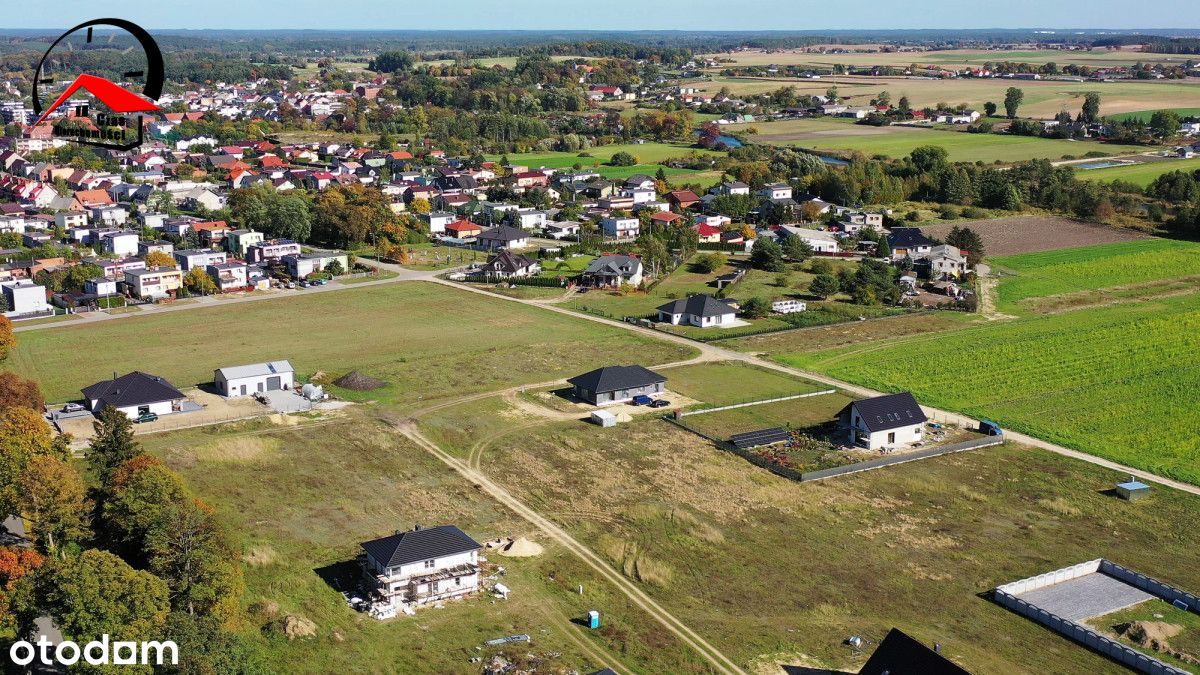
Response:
[716,312,980,355]
[1077,157,1200,187]
[681,391,853,441]
[663,361,830,408]
[780,290,1200,484]
[473,413,1200,674]
[990,239,1200,313]
[1105,107,1200,122]
[5,282,695,405]
[137,413,709,674]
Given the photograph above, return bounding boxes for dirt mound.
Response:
[332,370,386,391]
[1122,620,1182,650]
[280,614,317,640]
[498,537,544,557]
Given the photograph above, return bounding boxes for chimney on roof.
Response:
[413,524,422,531]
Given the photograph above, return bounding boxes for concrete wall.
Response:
[1101,560,1200,613]
[995,559,1102,596]
[993,589,1190,675]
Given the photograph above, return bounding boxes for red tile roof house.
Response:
[444,220,483,239]
[649,211,685,227]
[667,190,701,210]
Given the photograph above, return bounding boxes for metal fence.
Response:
[678,390,837,417]
[798,436,1004,482]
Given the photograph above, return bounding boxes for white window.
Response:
[423,559,435,569]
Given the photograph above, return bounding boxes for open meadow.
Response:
[136,412,711,674]
[700,47,1195,70]
[489,142,724,184]
[1077,156,1200,187]
[734,118,1147,162]
[459,407,1200,674]
[5,281,695,405]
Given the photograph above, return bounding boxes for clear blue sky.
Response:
[11,0,1200,31]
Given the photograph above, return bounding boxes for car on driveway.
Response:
[135,412,158,424]
[61,402,85,413]
[649,399,670,409]
[631,394,654,406]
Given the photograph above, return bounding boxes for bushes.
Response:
[962,206,988,219]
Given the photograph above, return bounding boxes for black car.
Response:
[649,399,670,409]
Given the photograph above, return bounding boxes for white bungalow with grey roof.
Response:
[359,524,482,607]
[839,392,927,450]
[214,360,295,398]
[567,365,666,405]
[657,294,737,328]
[476,225,529,252]
[582,255,643,287]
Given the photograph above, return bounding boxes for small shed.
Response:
[1115,479,1150,501]
[590,410,617,428]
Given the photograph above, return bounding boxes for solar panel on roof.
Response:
[729,427,791,449]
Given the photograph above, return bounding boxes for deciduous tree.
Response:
[87,407,140,489]
[0,372,43,411]
[18,456,91,557]
[35,549,170,646]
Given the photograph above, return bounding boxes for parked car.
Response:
[631,394,653,406]
[649,399,670,409]
[286,281,296,289]
[135,412,158,424]
[61,402,85,413]
[298,280,309,288]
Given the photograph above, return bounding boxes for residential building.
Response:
[656,294,737,328]
[423,211,456,235]
[174,248,228,271]
[1,279,49,317]
[124,266,183,300]
[54,211,87,230]
[840,392,927,450]
[227,229,266,257]
[888,227,934,260]
[582,255,644,287]
[859,628,971,675]
[214,360,295,397]
[81,371,187,419]
[920,245,969,278]
[478,250,541,278]
[102,230,140,257]
[282,251,348,278]
[780,227,841,253]
[206,261,248,291]
[760,183,793,201]
[444,220,483,240]
[512,208,548,230]
[543,221,581,240]
[600,216,639,239]
[477,225,530,252]
[246,239,301,264]
[137,240,174,257]
[359,525,482,607]
[567,365,667,406]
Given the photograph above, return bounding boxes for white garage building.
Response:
[214,360,295,397]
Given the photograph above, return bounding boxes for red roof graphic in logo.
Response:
[33,73,159,126]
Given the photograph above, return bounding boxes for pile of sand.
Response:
[332,371,386,391]
[1122,620,1182,650]
[498,537,544,557]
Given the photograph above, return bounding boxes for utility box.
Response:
[590,410,617,428]
[1115,479,1150,501]
[586,610,600,629]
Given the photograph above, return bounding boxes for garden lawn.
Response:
[780,291,1200,484]
[663,361,830,408]
[1077,157,1200,187]
[6,282,695,405]
[489,142,722,170]
[990,239,1200,313]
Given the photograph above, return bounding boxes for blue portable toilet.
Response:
[587,610,600,629]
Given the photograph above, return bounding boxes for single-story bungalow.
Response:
[477,225,530,252]
[82,371,187,419]
[214,360,295,397]
[656,294,737,328]
[567,365,666,406]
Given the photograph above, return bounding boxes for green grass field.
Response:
[1105,107,1200,122]
[663,361,829,407]
[1085,599,1200,671]
[6,282,695,405]
[990,239,1200,312]
[779,125,1146,163]
[1077,157,1200,187]
[781,290,1200,484]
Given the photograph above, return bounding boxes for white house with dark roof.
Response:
[82,371,187,419]
[214,360,295,397]
[567,365,666,405]
[656,294,737,328]
[582,254,643,287]
[359,524,482,607]
[476,225,530,252]
[839,392,927,450]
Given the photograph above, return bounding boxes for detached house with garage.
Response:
[567,365,667,406]
[887,228,934,261]
[839,392,927,450]
[582,255,644,287]
[359,525,482,607]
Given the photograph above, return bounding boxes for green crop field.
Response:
[1077,157,1200,187]
[781,290,1200,484]
[990,239,1200,312]
[769,124,1146,163]
[1105,107,1200,122]
[6,282,695,405]
[491,142,722,168]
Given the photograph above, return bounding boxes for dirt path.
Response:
[975,264,1016,321]
[394,421,746,675]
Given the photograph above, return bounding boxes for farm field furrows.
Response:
[779,291,1200,485]
[919,216,1147,256]
[990,239,1200,312]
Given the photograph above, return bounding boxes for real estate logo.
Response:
[30,18,164,150]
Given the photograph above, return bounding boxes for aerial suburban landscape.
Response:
[2,1,1200,673]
